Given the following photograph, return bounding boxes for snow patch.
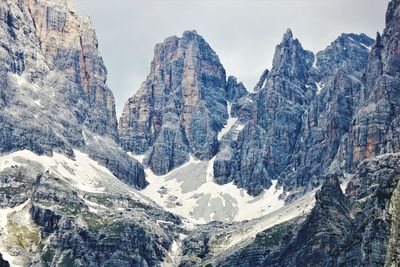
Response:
[141,155,285,224]
[128,152,146,164]
[9,73,39,92]
[316,82,324,94]
[1,150,112,194]
[33,99,42,107]
[348,36,372,51]
[218,102,238,140]
[0,149,154,211]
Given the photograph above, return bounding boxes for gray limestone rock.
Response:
[119,30,229,175]
[0,0,145,189]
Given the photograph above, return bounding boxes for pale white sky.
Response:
[76,0,389,116]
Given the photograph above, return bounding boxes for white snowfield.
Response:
[141,154,285,224]
[0,149,149,204]
[1,148,286,225]
[218,102,237,141]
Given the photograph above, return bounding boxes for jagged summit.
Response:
[269,29,315,86]
[119,30,229,175]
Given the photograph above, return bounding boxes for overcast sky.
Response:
[75,0,389,116]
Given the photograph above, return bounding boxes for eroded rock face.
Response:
[281,33,373,190]
[0,159,182,267]
[212,154,400,267]
[269,154,400,267]
[0,0,145,188]
[119,30,229,175]
[342,0,400,169]
[386,181,400,266]
[225,76,247,103]
[214,29,318,195]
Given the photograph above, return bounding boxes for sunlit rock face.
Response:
[119,30,231,175]
[0,0,145,189]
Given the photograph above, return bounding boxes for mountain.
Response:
[182,0,400,265]
[0,0,184,266]
[119,30,248,175]
[1,0,400,266]
[213,31,373,196]
[0,0,145,189]
[282,33,374,191]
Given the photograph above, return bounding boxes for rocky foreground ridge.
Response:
[0,0,400,266]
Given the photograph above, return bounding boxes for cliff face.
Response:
[282,33,374,190]
[119,30,233,175]
[213,30,319,195]
[26,0,118,139]
[343,0,400,169]
[0,0,145,188]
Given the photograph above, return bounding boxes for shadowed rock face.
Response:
[0,0,145,189]
[213,29,319,196]
[281,33,374,190]
[341,0,400,170]
[0,254,9,267]
[119,30,231,175]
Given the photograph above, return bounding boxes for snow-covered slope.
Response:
[1,149,285,226]
[218,102,238,141]
[135,154,285,224]
[0,150,148,203]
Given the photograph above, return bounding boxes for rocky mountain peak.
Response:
[386,0,400,32]
[226,76,247,102]
[254,68,269,91]
[315,33,374,79]
[268,29,314,86]
[0,0,145,189]
[120,30,228,175]
[341,0,400,170]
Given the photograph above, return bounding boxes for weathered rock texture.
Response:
[338,0,400,172]
[119,30,238,175]
[282,33,374,190]
[386,180,400,267]
[0,156,183,267]
[203,154,400,267]
[0,0,145,188]
[214,29,319,195]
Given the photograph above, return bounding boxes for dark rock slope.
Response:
[0,254,9,267]
[0,0,145,188]
[206,153,400,267]
[338,0,400,171]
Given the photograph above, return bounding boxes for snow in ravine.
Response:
[218,102,238,140]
